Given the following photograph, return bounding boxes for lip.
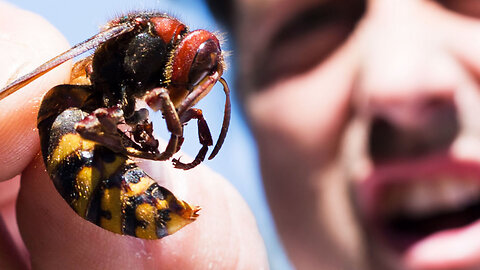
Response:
[355,153,480,269]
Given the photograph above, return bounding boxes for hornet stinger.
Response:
[0,11,231,239]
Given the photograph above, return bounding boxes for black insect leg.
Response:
[176,76,231,161]
[144,88,183,136]
[142,87,190,161]
[75,106,180,161]
[128,118,181,161]
[124,108,160,153]
[75,106,129,153]
[172,108,214,170]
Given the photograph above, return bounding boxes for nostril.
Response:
[369,117,398,162]
[368,100,459,163]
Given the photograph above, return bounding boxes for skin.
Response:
[0,2,268,269]
[228,0,480,269]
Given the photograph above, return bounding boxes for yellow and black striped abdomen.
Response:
[37,101,199,239]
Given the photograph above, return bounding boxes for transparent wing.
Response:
[0,21,136,100]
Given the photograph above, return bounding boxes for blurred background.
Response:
[6,0,293,269]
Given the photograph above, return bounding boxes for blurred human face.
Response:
[235,0,480,269]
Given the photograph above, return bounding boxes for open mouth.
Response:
[380,177,480,251]
[358,155,480,269]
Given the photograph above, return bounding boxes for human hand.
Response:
[0,2,268,269]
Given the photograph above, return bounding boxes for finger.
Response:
[0,216,27,270]
[0,176,24,251]
[17,155,268,269]
[0,176,20,209]
[0,176,28,270]
[0,2,71,181]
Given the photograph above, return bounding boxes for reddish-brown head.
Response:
[170,30,224,90]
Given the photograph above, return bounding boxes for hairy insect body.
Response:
[91,26,172,115]
[37,86,199,239]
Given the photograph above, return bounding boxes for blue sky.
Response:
[6,0,293,269]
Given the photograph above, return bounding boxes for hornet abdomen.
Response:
[37,85,199,239]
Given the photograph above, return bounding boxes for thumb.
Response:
[0,1,71,181]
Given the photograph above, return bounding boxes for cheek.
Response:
[246,48,358,164]
[243,32,365,266]
[244,50,365,267]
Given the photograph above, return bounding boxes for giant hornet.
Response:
[0,11,231,239]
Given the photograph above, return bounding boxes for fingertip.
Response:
[143,162,270,269]
[18,156,268,269]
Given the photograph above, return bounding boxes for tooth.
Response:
[403,180,434,216]
[380,184,405,215]
[438,178,463,209]
[439,178,479,209]
[380,176,480,220]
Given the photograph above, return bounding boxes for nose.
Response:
[367,99,458,162]
[357,2,460,162]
